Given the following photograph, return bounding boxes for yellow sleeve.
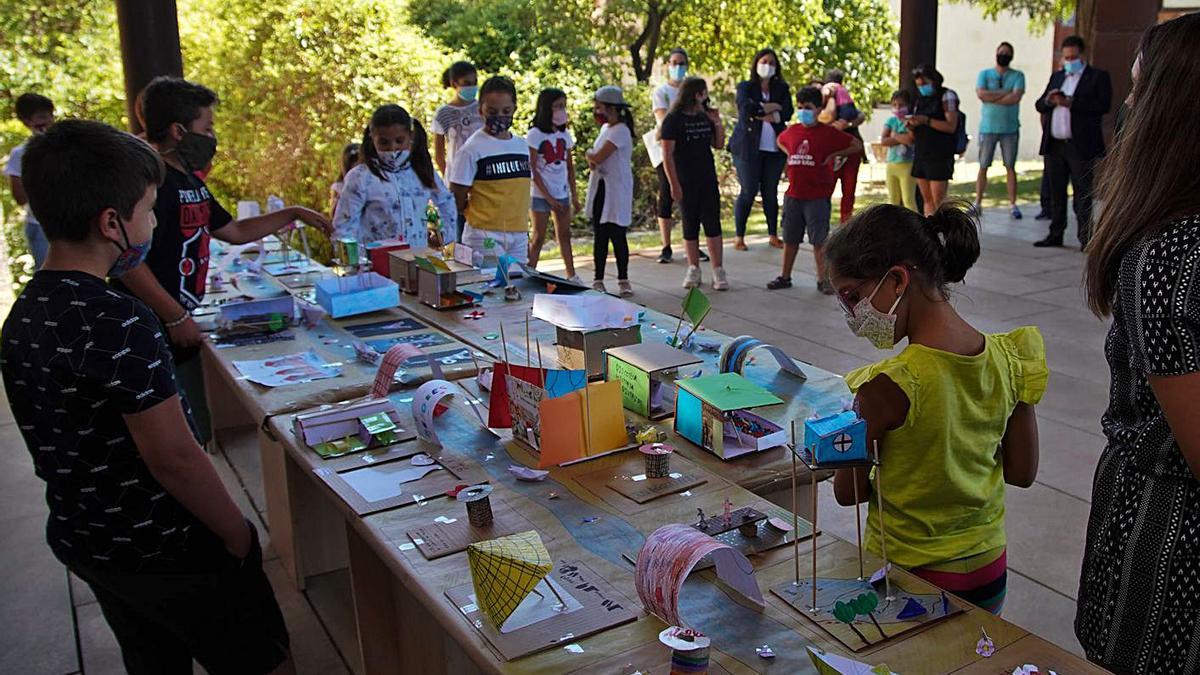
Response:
[998,326,1048,405]
[845,358,920,418]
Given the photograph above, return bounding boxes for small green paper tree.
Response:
[832,600,872,645]
[849,592,886,638]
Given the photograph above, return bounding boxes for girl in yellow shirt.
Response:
[824,201,1048,615]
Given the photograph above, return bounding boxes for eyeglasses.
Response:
[836,278,879,317]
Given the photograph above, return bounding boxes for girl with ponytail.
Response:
[824,200,1047,616]
[333,104,456,248]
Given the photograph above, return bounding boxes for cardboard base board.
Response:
[406,501,533,560]
[314,453,488,516]
[446,559,638,661]
[605,471,708,504]
[770,562,964,652]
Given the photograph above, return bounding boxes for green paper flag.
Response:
[681,287,710,326]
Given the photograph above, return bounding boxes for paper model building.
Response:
[468,531,554,628]
[218,294,294,327]
[803,411,868,467]
[314,272,399,319]
[497,369,630,468]
[292,398,407,458]
[532,294,643,378]
[673,372,786,459]
[387,247,434,294]
[604,342,701,419]
[416,256,480,310]
[364,238,409,273]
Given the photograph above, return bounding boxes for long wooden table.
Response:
[197,247,1103,673]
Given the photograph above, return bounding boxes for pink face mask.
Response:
[552,109,569,127]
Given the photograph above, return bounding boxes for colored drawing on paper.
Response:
[506,375,546,450]
[608,356,651,417]
[467,531,554,628]
[634,523,764,628]
[770,567,962,652]
[232,350,342,387]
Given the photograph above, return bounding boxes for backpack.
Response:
[955,108,970,155]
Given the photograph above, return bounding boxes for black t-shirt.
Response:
[1,271,224,572]
[661,110,718,186]
[113,165,232,312]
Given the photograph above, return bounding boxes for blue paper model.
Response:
[803,411,868,466]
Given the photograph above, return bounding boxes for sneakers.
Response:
[567,274,584,286]
[734,238,749,251]
[1010,206,1023,220]
[698,249,710,262]
[817,280,835,295]
[769,235,784,249]
[767,276,792,290]
[504,285,522,301]
[618,280,634,297]
[592,279,607,293]
[682,265,702,289]
[657,246,673,264]
[712,266,729,291]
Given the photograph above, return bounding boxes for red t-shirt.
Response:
[778,123,856,200]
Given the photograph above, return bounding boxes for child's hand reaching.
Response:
[289,207,334,236]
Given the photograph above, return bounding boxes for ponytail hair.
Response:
[825,200,980,295]
[360,104,438,189]
[616,105,635,135]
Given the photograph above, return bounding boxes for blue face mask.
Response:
[459,85,478,102]
[108,217,151,278]
[917,83,936,97]
[377,149,409,171]
[668,64,687,81]
[796,109,817,126]
[1063,58,1083,75]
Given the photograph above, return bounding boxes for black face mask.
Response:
[996,53,1013,67]
[174,127,218,173]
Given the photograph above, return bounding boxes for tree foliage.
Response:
[951,0,1076,31]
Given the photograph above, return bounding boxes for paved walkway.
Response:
[0,205,1103,672]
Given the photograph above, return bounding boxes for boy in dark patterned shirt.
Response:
[0,120,290,674]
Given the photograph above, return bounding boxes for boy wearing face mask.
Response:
[767,86,862,294]
[974,42,1026,219]
[449,75,532,301]
[332,104,457,247]
[113,76,332,444]
[3,120,292,673]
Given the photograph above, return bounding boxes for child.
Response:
[826,202,1045,615]
[881,90,918,211]
[112,76,332,444]
[333,105,456,247]
[448,75,531,302]
[585,86,635,296]
[820,69,868,224]
[527,88,581,281]
[329,141,360,216]
[769,86,862,294]
[661,77,728,291]
[4,119,291,672]
[4,92,55,270]
[433,61,482,239]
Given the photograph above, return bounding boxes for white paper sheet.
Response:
[341,462,442,502]
[532,294,640,332]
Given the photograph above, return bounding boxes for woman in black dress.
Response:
[1079,13,1200,674]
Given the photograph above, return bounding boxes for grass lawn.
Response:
[537,161,1045,266]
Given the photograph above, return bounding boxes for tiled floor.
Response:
[0,204,1103,672]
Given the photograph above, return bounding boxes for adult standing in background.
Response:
[650,49,706,264]
[906,64,960,215]
[1078,14,1200,673]
[1033,35,1111,249]
[729,48,792,251]
[974,42,1025,219]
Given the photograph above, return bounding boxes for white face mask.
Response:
[377,149,409,171]
[757,62,776,79]
[843,276,904,350]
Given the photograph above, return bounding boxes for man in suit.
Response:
[1033,35,1112,249]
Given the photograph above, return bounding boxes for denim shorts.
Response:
[978,133,1019,169]
[531,196,567,213]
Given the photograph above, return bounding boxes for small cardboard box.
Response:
[417,259,480,310]
[365,239,409,274]
[556,324,641,379]
[388,247,435,294]
[674,372,786,459]
[314,272,399,319]
[803,411,868,467]
[217,294,295,325]
[603,341,702,419]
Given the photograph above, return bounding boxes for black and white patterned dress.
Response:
[1076,216,1200,673]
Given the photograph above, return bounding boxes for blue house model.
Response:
[803,411,868,466]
